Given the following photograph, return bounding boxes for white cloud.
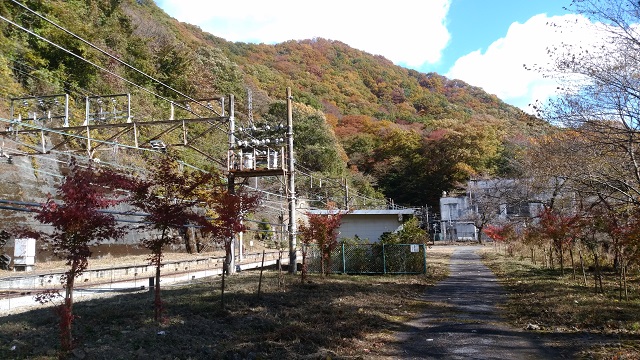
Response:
[156,0,452,68]
[445,13,599,113]
[156,1,608,115]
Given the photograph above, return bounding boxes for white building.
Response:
[306,209,417,243]
[439,194,477,241]
[439,179,545,242]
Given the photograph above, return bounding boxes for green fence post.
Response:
[382,244,387,274]
[342,243,346,274]
[422,244,427,274]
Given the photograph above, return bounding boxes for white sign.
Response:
[410,244,419,253]
[14,238,36,265]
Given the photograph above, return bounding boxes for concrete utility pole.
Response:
[227,94,236,274]
[286,87,297,274]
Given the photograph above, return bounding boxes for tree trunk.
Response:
[619,261,623,301]
[61,263,77,352]
[182,227,193,254]
[531,247,535,265]
[559,242,564,276]
[220,263,226,310]
[257,250,265,299]
[579,248,587,286]
[618,255,628,301]
[154,264,162,321]
[623,262,628,301]
[593,251,603,294]
[570,247,576,281]
[277,247,284,289]
[301,246,307,283]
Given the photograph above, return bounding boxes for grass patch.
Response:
[482,249,640,359]
[0,249,450,359]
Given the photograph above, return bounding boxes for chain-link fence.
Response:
[305,243,427,275]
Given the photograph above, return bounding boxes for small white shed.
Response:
[307,209,417,242]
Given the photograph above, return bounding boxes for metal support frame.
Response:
[0,93,234,160]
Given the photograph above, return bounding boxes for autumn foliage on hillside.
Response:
[0,1,550,209]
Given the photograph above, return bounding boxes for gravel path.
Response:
[377,246,564,359]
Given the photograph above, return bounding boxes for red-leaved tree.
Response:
[538,207,579,275]
[483,223,518,244]
[298,210,344,280]
[203,184,261,308]
[34,158,133,353]
[129,155,215,321]
[483,223,517,255]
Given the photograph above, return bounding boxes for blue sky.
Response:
[156,0,592,113]
[435,0,568,73]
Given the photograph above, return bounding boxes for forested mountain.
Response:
[0,0,551,209]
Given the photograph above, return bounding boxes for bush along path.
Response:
[374,246,567,359]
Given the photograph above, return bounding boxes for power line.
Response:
[0,13,197,117]
[7,0,219,115]
[1,4,392,212]
[7,58,91,98]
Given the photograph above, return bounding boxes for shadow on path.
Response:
[376,246,566,359]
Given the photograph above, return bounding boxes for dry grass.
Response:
[0,247,452,359]
[481,248,640,360]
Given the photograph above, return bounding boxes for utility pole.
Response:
[286,87,297,274]
[343,178,349,210]
[227,94,236,274]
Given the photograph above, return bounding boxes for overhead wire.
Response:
[0,14,191,113]
[1,2,394,214]
[9,0,221,115]
[7,58,91,98]
[294,163,388,208]
[3,5,318,180]
[1,3,248,178]
[0,7,305,238]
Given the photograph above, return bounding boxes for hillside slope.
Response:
[0,0,550,208]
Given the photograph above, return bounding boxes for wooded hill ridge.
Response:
[0,0,552,209]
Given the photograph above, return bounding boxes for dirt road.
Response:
[376,246,566,359]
